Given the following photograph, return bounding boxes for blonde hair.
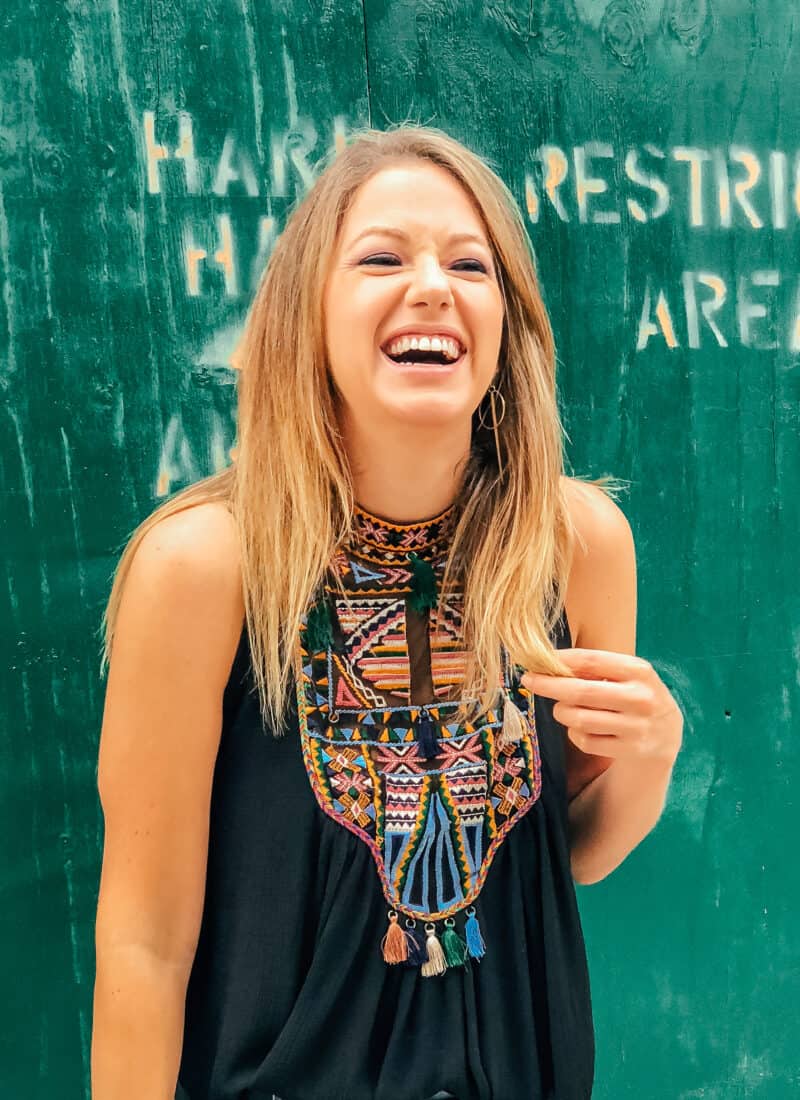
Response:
[100,124,625,730]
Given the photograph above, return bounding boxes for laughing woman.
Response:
[91,126,683,1100]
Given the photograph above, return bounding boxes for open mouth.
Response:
[380,334,466,368]
[380,349,466,371]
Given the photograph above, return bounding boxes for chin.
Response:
[378,392,472,429]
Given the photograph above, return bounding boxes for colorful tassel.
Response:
[441,919,469,968]
[407,552,438,612]
[421,923,448,977]
[305,595,334,653]
[497,691,527,751]
[415,707,440,759]
[465,907,486,960]
[402,920,427,968]
[381,911,409,964]
[386,913,485,972]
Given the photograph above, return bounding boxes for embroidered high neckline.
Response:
[297,497,538,969]
[351,502,457,563]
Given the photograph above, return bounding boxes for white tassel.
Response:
[421,925,448,977]
[497,693,527,751]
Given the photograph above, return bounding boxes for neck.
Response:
[342,412,471,523]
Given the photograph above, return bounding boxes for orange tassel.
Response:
[381,911,409,964]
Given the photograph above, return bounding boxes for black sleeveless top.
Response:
[177,506,595,1100]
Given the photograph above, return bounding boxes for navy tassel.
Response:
[416,707,440,759]
[402,922,427,968]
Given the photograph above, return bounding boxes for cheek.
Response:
[469,283,504,335]
[324,291,355,372]
[323,292,377,400]
[326,284,380,356]
[472,296,504,370]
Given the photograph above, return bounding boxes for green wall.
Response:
[2,1,798,1096]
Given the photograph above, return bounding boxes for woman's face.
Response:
[323,160,505,433]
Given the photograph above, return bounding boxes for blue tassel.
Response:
[465,907,486,960]
[416,707,440,759]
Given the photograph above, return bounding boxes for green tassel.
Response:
[305,595,333,653]
[441,924,469,968]
[407,552,438,612]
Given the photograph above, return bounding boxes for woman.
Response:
[91,126,683,1100]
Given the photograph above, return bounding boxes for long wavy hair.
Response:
[100,124,622,731]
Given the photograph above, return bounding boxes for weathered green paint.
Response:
[1,1,797,1097]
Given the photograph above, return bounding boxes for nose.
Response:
[405,253,453,310]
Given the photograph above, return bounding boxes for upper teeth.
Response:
[384,334,464,360]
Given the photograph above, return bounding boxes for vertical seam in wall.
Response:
[149,0,161,108]
[361,0,373,126]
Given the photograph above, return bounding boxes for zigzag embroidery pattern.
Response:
[294,503,544,923]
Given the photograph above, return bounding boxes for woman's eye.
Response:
[357,254,489,273]
[359,253,400,266]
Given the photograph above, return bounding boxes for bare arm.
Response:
[91,502,244,1099]
[547,483,681,885]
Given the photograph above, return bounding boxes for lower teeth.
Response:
[384,351,461,365]
[397,358,452,365]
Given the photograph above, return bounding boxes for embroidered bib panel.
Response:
[294,504,541,972]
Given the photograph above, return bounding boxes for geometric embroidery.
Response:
[372,742,425,775]
[334,677,362,710]
[436,733,485,770]
[295,503,543,924]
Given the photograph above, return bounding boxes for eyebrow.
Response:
[347,225,491,250]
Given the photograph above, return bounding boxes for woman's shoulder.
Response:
[127,500,246,646]
[138,500,242,584]
[145,497,239,546]
[560,475,633,550]
[560,473,626,517]
[558,475,636,648]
